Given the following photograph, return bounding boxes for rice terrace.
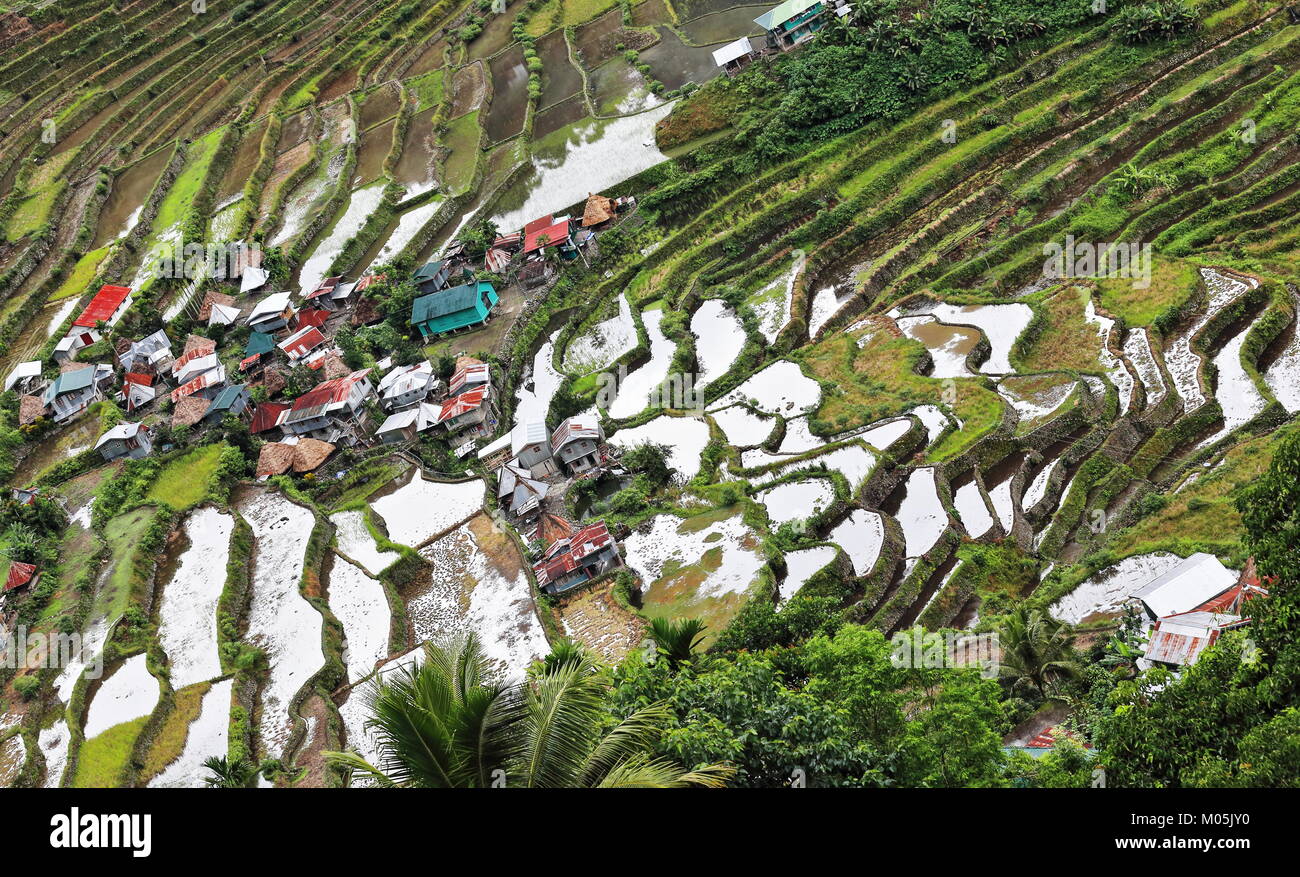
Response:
[0,0,1297,809]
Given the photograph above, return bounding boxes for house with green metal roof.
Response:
[203,384,251,424]
[414,259,474,296]
[754,0,831,50]
[245,331,276,358]
[410,281,499,339]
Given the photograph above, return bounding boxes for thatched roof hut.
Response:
[171,395,209,429]
[255,442,296,478]
[291,438,335,473]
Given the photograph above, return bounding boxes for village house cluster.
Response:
[2,190,642,603]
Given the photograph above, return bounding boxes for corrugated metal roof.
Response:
[44,366,95,403]
[171,336,217,376]
[245,331,276,357]
[249,402,289,434]
[94,421,143,449]
[279,326,326,359]
[5,561,37,592]
[712,36,754,67]
[524,219,571,253]
[1130,552,1237,618]
[287,369,371,420]
[74,284,131,327]
[206,384,246,413]
[377,408,419,434]
[754,0,822,30]
[436,386,488,423]
[170,365,226,403]
[551,416,601,451]
[449,359,489,394]
[523,215,554,235]
[248,291,293,323]
[411,282,489,324]
[533,521,615,586]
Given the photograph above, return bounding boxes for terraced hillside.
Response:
[0,0,1298,789]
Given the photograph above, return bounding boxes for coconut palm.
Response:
[648,616,709,668]
[998,606,1081,696]
[202,755,259,788]
[325,635,733,788]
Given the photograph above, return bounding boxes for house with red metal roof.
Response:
[3,561,39,595]
[532,521,622,595]
[282,369,374,442]
[54,284,131,361]
[74,284,132,329]
[121,372,156,413]
[1141,562,1268,668]
[449,357,490,396]
[249,401,290,436]
[550,416,605,475]
[278,326,327,363]
[523,217,576,255]
[433,384,496,444]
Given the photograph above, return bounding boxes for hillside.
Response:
[0,0,1296,792]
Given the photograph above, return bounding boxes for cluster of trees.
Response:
[710,0,1201,167]
[1110,1,1197,44]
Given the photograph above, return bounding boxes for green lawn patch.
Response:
[1095,256,1198,328]
[145,444,224,510]
[153,126,225,233]
[799,320,1003,461]
[408,69,444,111]
[73,716,150,788]
[95,507,158,623]
[139,681,212,785]
[1017,285,1106,373]
[4,183,64,242]
[1109,424,1294,564]
[49,246,112,302]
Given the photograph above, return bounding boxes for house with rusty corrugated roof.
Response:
[282,369,374,443]
[532,521,622,595]
[551,416,604,475]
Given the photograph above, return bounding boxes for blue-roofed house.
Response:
[754,0,832,50]
[42,364,112,423]
[414,260,474,296]
[410,281,499,339]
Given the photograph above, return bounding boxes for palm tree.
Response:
[998,607,1081,697]
[324,635,733,788]
[648,617,709,668]
[202,755,259,788]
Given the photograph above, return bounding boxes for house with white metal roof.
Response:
[247,291,295,333]
[95,421,152,461]
[712,36,756,74]
[1128,552,1238,621]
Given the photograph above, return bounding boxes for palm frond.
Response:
[596,754,735,788]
